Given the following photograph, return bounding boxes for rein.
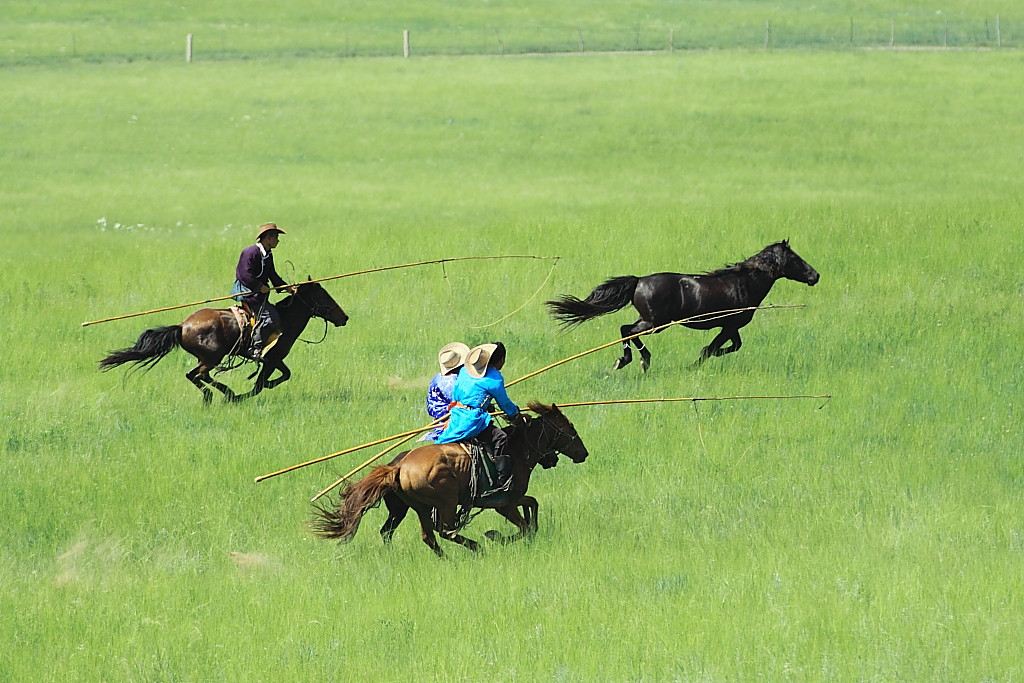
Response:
[289,287,334,345]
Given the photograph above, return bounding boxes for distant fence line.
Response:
[4,15,1017,67]
[178,16,1014,63]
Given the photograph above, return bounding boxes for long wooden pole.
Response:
[554,395,831,408]
[81,254,560,327]
[307,392,829,501]
[255,303,804,485]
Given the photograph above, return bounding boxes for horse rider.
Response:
[422,342,470,441]
[434,342,525,493]
[232,222,295,361]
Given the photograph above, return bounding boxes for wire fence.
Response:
[2,15,1016,67]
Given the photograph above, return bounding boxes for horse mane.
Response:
[526,401,557,417]
[701,240,789,279]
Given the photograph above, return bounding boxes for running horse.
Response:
[99,281,348,403]
[310,403,588,557]
[545,240,819,370]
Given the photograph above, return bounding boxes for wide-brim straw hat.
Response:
[465,343,498,378]
[437,342,470,374]
[257,222,286,239]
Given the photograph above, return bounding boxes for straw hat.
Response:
[257,222,286,239]
[437,342,470,374]
[465,343,498,378]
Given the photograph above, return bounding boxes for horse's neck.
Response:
[278,299,314,339]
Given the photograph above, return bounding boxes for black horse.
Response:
[546,240,819,369]
[99,281,348,402]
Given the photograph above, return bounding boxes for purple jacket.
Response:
[235,243,285,305]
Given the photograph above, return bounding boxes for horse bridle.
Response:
[290,286,337,345]
[522,412,581,465]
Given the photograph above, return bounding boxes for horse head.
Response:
[296,280,349,326]
[771,240,820,286]
[525,401,589,464]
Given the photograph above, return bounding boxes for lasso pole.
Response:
[81,254,560,327]
[309,431,422,503]
[305,392,829,500]
[255,302,805,486]
[554,395,831,408]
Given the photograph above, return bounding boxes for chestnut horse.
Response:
[310,403,588,557]
[99,281,348,403]
[546,240,819,369]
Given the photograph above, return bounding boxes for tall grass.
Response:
[2,50,1023,679]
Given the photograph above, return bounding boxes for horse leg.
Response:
[380,492,410,544]
[484,505,531,545]
[613,322,637,370]
[697,328,742,365]
[263,360,290,390]
[186,366,214,404]
[413,506,445,557]
[432,501,481,553]
[520,496,539,534]
[632,322,656,371]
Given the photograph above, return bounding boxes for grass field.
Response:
[2,28,1023,682]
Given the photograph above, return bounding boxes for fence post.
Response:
[890,18,895,48]
[944,20,948,47]
[849,18,854,46]
[403,29,410,57]
[669,28,674,53]
[764,21,771,48]
[996,15,1001,47]
[186,33,193,63]
[577,25,585,52]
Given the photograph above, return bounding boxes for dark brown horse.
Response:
[310,403,588,557]
[99,281,348,403]
[546,240,819,370]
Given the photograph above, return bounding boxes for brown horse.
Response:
[310,403,588,556]
[99,281,348,403]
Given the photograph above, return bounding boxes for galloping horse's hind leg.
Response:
[628,320,656,371]
[380,493,410,544]
[613,322,637,370]
[435,502,481,553]
[413,506,445,557]
[186,365,214,404]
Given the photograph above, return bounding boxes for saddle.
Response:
[459,440,515,506]
[229,305,281,358]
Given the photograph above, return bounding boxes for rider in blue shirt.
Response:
[435,342,523,491]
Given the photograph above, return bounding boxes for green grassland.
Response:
[2,38,1023,682]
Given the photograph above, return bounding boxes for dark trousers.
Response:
[251,301,281,348]
[478,423,511,481]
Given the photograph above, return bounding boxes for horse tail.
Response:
[545,275,639,329]
[309,465,399,543]
[98,325,182,373]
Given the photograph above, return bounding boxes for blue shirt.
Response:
[434,366,519,444]
[423,372,457,441]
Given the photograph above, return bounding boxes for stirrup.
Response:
[260,330,282,357]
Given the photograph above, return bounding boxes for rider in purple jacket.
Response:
[233,223,290,360]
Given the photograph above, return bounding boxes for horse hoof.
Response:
[613,358,629,371]
[641,359,650,372]
[484,530,503,542]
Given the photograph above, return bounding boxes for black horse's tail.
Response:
[98,325,182,373]
[545,275,639,329]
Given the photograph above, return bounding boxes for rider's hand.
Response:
[260,284,271,294]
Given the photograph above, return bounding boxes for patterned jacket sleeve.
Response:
[426,375,450,420]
